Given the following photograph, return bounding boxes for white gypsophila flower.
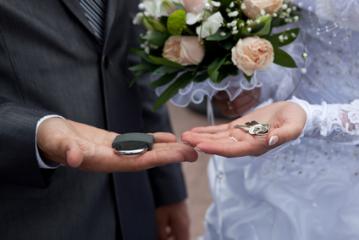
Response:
[186,12,204,25]
[140,0,178,18]
[196,12,224,38]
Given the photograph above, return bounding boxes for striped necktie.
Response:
[79,0,107,41]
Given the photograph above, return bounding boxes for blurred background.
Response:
[168,104,224,239]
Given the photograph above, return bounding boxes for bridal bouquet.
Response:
[131,0,300,109]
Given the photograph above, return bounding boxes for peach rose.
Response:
[183,0,206,14]
[231,37,274,76]
[242,0,283,19]
[163,36,205,66]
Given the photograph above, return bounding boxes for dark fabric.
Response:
[0,0,186,239]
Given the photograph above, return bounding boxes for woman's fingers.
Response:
[196,140,254,157]
[182,131,230,146]
[266,123,303,148]
[190,124,229,133]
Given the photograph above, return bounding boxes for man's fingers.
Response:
[152,132,177,143]
[80,143,198,172]
[141,143,198,168]
[65,143,84,168]
[57,137,85,168]
[156,213,169,240]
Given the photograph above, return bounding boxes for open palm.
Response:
[182,102,307,157]
[38,118,198,172]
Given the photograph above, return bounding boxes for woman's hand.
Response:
[182,101,307,157]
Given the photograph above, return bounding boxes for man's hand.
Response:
[156,201,190,240]
[37,118,198,172]
[182,101,306,157]
[213,88,261,118]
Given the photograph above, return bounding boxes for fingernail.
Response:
[269,136,279,146]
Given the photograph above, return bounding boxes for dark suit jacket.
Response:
[0,1,186,239]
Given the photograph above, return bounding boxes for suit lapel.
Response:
[60,0,121,46]
[103,0,121,50]
[60,0,95,37]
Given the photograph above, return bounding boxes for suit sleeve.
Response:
[0,97,53,187]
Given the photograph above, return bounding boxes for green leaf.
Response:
[130,48,152,62]
[273,48,297,68]
[167,9,187,35]
[145,31,169,48]
[129,63,157,75]
[254,16,272,36]
[206,31,231,41]
[208,57,227,83]
[148,55,183,68]
[153,71,194,110]
[129,63,157,86]
[143,17,167,32]
[222,41,234,50]
[150,72,178,88]
[153,66,181,76]
[266,28,300,47]
[193,72,209,82]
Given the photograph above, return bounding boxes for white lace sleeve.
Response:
[291,97,359,144]
[292,0,359,31]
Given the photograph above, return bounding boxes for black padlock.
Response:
[112,133,154,156]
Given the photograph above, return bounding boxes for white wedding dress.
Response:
[204,1,359,240]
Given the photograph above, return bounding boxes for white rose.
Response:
[242,0,283,19]
[163,36,205,66]
[196,12,224,38]
[140,0,177,18]
[231,37,274,76]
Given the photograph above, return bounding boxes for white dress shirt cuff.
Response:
[35,115,64,169]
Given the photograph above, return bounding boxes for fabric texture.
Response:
[0,1,186,239]
[204,1,359,240]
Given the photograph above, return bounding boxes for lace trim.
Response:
[291,98,359,141]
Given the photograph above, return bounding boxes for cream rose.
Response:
[163,36,205,66]
[242,0,283,19]
[183,0,206,14]
[231,37,274,76]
